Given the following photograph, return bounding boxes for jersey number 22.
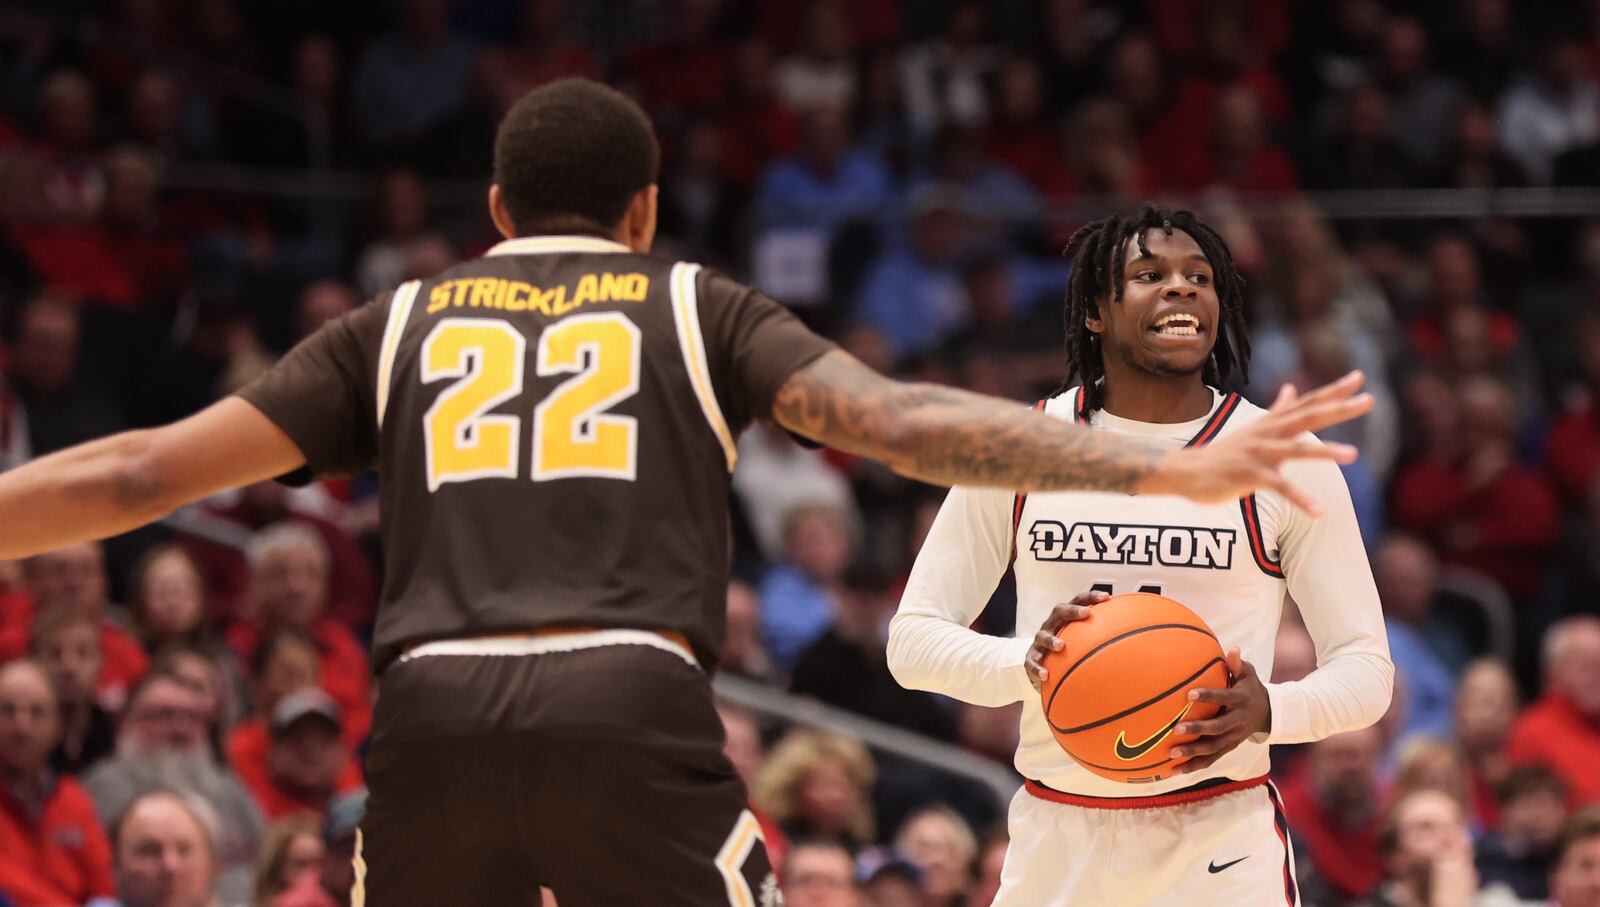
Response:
[420,313,640,491]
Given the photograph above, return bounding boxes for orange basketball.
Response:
[1039,592,1230,783]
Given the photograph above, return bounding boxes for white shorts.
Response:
[993,777,1301,907]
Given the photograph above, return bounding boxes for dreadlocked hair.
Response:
[1058,204,1251,412]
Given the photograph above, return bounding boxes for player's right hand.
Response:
[1026,590,1107,691]
[1137,371,1373,515]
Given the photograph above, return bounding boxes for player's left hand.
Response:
[1168,648,1271,775]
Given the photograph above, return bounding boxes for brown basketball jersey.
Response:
[237,235,835,671]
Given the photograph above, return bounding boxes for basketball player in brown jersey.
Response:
[0,80,1372,906]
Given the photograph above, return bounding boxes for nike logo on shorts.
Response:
[1208,857,1248,874]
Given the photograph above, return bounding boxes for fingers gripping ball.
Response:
[1039,593,1230,783]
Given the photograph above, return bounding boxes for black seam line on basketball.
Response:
[1070,753,1177,773]
[1048,653,1226,735]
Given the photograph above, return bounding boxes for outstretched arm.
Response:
[0,398,305,559]
[772,351,1372,509]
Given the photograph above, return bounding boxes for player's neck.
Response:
[1096,363,1214,425]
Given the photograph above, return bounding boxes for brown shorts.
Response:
[356,644,780,906]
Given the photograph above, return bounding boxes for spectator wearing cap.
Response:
[1508,617,1600,806]
[0,543,148,711]
[95,791,225,907]
[1477,765,1570,901]
[0,659,114,907]
[225,525,371,747]
[857,849,921,907]
[235,687,361,822]
[783,839,860,907]
[1552,808,1600,907]
[229,630,330,783]
[272,789,366,907]
[82,670,264,905]
[30,604,117,774]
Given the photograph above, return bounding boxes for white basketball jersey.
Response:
[1010,387,1291,797]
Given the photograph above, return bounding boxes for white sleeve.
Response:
[1258,456,1395,744]
[886,485,1036,707]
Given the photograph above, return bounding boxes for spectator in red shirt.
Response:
[1547,310,1600,504]
[1152,84,1299,195]
[1455,658,1521,831]
[226,525,371,747]
[272,788,366,907]
[1405,236,1521,366]
[1391,376,1561,599]
[1278,725,1388,904]
[1508,617,1600,806]
[99,148,189,311]
[180,481,377,633]
[0,543,148,711]
[30,605,117,775]
[0,560,30,640]
[621,0,732,117]
[111,790,227,907]
[0,659,114,907]
[235,688,361,822]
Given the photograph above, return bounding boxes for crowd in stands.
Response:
[3,0,1600,905]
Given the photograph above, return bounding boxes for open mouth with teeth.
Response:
[1150,313,1204,337]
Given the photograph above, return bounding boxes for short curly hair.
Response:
[493,78,660,235]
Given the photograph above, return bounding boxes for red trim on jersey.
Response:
[1186,392,1242,448]
[1239,494,1285,577]
[1266,781,1301,906]
[1073,386,1090,425]
[1009,398,1050,563]
[1023,774,1267,810]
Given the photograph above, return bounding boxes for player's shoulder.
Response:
[1037,385,1087,423]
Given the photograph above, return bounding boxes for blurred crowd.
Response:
[4,0,1600,905]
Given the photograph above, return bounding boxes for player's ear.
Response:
[1084,299,1105,335]
[488,185,518,240]
[621,184,658,253]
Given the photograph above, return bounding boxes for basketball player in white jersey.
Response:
[887,206,1394,906]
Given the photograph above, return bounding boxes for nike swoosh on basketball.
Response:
[1208,857,1248,874]
[1113,702,1193,761]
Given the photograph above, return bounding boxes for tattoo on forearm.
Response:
[771,352,1160,491]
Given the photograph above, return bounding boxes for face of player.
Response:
[783,846,861,907]
[1086,229,1220,381]
[0,664,59,777]
[1554,836,1600,907]
[116,796,217,907]
[141,551,205,638]
[36,619,102,703]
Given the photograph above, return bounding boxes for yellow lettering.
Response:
[492,279,510,310]
[451,280,471,310]
[469,278,498,309]
[427,283,452,315]
[540,285,567,316]
[599,273,624,302]
[573,274,598,308]
[623,274,648,301]
[504,281,528,312]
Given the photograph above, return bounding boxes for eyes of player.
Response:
[1129,269,1211,286]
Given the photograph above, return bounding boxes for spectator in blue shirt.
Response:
[760,502,854,670]
[1375,534,1462,743]
[756,105,893,232]
[853,185,972,362]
